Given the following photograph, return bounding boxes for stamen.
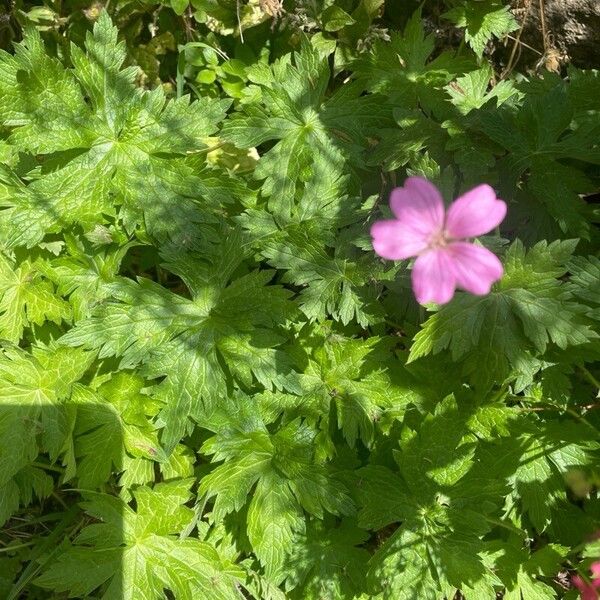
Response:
[428,230,448,249]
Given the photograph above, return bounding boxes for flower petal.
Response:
[389,177,445,238]
[445,184,507,238]
[447,242,503,295]
[412,249,456,305]
[572,575,599,600]
[370,220,430,260]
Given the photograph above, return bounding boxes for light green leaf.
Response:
[0,253,70,343]
[444,1,518,56]
[446,65,519,114]
[247,473,304,581]
[322,6,356,32]
[0,12,230,248]
[36,481,249,599]
[62,236,297,452]
[200,399,354,579]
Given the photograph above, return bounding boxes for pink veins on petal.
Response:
[370,177,507,305]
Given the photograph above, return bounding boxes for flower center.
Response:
[428,229,449,249]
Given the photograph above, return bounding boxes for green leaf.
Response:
[355,397,501,599]
[569,255,600,322]
[199,397,354,581]
[171,0,189,15]
[293,326,426,447]
[484,541,565,600]
[0,253,70,343]
[409,240,598,388]
[506,421,597,531]
[478,83,600,236]
[261,222,384,326]
[62,228,298,452]
[71,385,124,489]
[222,42,391,221]
[40,234,133,321]
[355,10,475,111]
[285,520,370,599]
[446,65,519,114]
[444,0,518,57]
[36,480,249,599]
[322,6,356,32]
[247,472,305,581]
[0,344,92,520]
[0,12,230,249]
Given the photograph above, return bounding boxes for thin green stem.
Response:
[32,461,64,474]
[579,365,600,391]
[512,396,599,434]
[489,384,509,404]
[7,506,80,600]
[562,407,598,435]
[483,515,525,537]
[186,141,226,155]
[51,492,69,511]
[0,541,36,553]
[385,317,404,331]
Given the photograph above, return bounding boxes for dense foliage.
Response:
[0,1,599,598]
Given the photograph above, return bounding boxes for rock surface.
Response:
[519,0,600,67]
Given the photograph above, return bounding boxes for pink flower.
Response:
[370,177,507,305]
[573,562,600,599]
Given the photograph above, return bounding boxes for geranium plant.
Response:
[0,2,599,599]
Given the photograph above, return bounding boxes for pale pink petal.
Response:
[445,184,507,239]
[572,575,599,600]
[412,249,456,305]
[370,220,430,260]
[389,177,445,238]
[447,242,503,295]
[591,561,600,582]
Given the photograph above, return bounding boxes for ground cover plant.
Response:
[0,0,599,598]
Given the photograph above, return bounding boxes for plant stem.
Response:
[32,461,64,474]
[484,515,525,537]
[579,365,600,392]
[0,541,36,553]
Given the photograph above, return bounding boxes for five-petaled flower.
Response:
[370,177,507,305]
[573,561,600,600]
